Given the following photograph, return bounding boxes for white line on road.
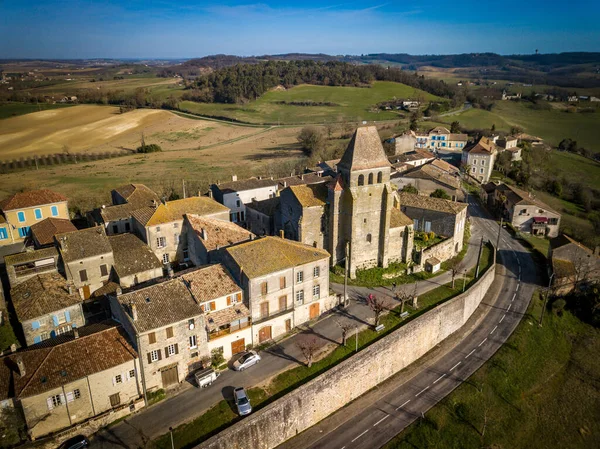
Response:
[352,429,369,442]
[516,283,520,291]
[478,338,487,347]
[499,314,506,323]
[433,374,446,384]
[507,304,512,312]
[491,325,498,334]
[396,399,411,410]
[512,293,516,301]
[416,386,430,397]
[465,349,477,359]
[373,415,390,427]
[449,361,461,371]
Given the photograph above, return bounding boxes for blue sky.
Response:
[1,1,599,58]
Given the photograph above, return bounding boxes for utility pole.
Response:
[475,237,484,279]
[539,273,555,327]
[355,325,358,352]
[344,241,350,308]
[495,218,503,263]
[182,179,186,199]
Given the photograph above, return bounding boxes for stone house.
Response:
[11,272,84,346]
[493,184,561,237]
[391,162,463,201]
[245,197,280,237]
[185,214,254,266]
[0,189,69,246]
[30,218,77,249]
[110,277,210,391]
[108,234,163,288]
[280,184,329,250]
[548,235,600,295]
[425,126,468,151]
[4,247,60,289]
[461,137,497,183]
[390,149,436,168]
[394,130,417,154]
[210,176,279,225]
[131,196,230,267]
[56,227,114,299]
[223,236,335,344]
[0,324,140,439]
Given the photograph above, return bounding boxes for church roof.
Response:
[337,127,391,172]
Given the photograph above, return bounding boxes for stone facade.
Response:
[4,247,60,289]
[22,303,85,346]
[462,137,497,184]
[210,177,278,225]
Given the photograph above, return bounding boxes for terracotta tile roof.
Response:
[4,247,58,267]
[226,236,329,279]
[390,208,414,228]
[115,184,160,209]
[117,278,203,332]
[206,303,250,332]
[186,215,253,252]
[108,234,163,279]
[327,174,344,192]
[180,264,242,304]
[246,197,280,216]
[215,177,278,194]
[403,164,460,190]
[338,127,391,171]
[0,325,136,399]
[136,197,229,227]
[113,184,137,200]
[276,174,333,189]
[30,218,77,247]
[56,226,112,263]
[91,281,121,298]
[100,203,137,222]
[398,192,467,215]
[429,126,450,134]
[287,183,328,207]
[463,137,497,155]
[0,189,67,211]
[448,133,468,141]
[11,272,79,322]
[550,234,593,253]
[430,159,460,174]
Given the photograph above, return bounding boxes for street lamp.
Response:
[169,427,174,449]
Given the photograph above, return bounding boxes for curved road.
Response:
[282,197,538,449]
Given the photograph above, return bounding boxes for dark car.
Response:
[60,435,89,449]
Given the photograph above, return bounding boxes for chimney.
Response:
[101,204,106,209]
[249,233,254,241]
[152,199,157,208]
[279,230,284,239]
[16,357,25,378]
[161,196,167,205]
[73,328,79,339]
[131,303,138,321]
[283,181,287,188]
[201,228,208,241]
[208,190,213,199]
[232,174,238,182]
[67,285,73,295]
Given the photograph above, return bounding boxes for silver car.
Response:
[234,387,252,416]
[233,351,261,371]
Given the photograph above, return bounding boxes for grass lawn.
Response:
[153,245,494,449]
[545,150,600,190]
[179,81,444,125]
[384,292,600,449]
[0,102,74,119]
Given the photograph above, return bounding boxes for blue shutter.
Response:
[51,206,59,216]
[33,336,42,344]
[31,321,40,330]
[17,211,25,222]
[65,310,71,323]
[50,330,56,338]
[35,209,42,219]
[52,315,59,326]
[0,227,7,240]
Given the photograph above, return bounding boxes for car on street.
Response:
[234,387,252,416]
[232,350,261,371]
[60,435,89,449]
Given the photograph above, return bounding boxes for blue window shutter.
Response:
[17,211,25,222]
[35,209,42,219]
[52,315,59,326]
[50,330,56,338]
[65,310,71,323]
[51,206,59,216]
[33,336,42,344]
[0,228,6,240]
[31,321,40,330]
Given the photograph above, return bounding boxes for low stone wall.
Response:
[420,236,457,266]
[196,262,496,449]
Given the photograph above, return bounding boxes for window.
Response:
[481,160,485,165]
[279,295,287,311]
[296,290,304,304]
[114,374,123,384]
[125,222,131,232]
[129,369,135,379]
[548,218,558,225]
[0,228,7,240]
[520,209,527,215]
[174,233,179,244]
[166,344,177,357]
[51,205,59,217]
[261,281,268,295]
[313,285,320,299]
[366,233,372,243]
[189,335,197,349]
[471,167,476,173]
[166,326,173,338]
[377,172,383,183]
[47,394,62,410]
[100,264,108,277]
[73,389,81,400]
[313,266,320,278]
[79,269,88,282]
[235,292,242,303]
[149,349,160,362]
[279,276,286,289]
[109,393,121,407]
[17,211,25,223]
[236,199,241,208]
[368,173,374,185]
[156,226,161,232]
[358,174,364,186]
[148,332,156,344]
[260,302,269,318]
[162,254,170,264]
[424,221,432,232]
[34,209,43,220]
[296,271,304,283]
[173,222,179,228]
[156,237,166,248]
[230,212,237,222]
[18,226,30,238]
[480,168,484,174]
[188,318,195,329]
[112,225,119,234]
[414,219,419,229]
[56,325,71,335]
[183,248,189,261]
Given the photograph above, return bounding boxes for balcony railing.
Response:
[208,320,251,341]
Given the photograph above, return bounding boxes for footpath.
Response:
[93,220,485,449]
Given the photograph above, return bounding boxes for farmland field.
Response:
[180,81,444,124]
[0,102,74,119]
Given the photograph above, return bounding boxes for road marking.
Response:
[352,429,369,442]
[465,349,476,359]
[396,399,411,410]
[516,283,520,291]
[478,338,487,347]
[449,361,461,371]
[433,374,446,384]
[499,314,506,323]
[491,325,498,334]
[507,304,512,312]
[512,293,516,301]
[373,415,390,427]
[416,386,430,397]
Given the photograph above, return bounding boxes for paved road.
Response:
[280,197,537,449]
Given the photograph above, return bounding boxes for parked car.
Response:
[60,435,89,449]
[194,367,220,388]
[234,387,252,416]
[233,350,261,371]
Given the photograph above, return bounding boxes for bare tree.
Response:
[366,294,393,327]
[334,319,353,346]
[296,335,320,368]
[448,257,461,289]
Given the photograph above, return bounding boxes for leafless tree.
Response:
[296,335,320,368]
[448,257,461,289]
[396,290,414,314]
[366,294,393,327]
[334,319,353,346]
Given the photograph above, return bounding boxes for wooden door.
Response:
[285,319,292,333]
[260,302,269,319]
[309,303,320,320]
[258,326,272,343]
[161,365,179,387]
[82,285,91,300]
[109,393,120,407]
[231,338,245,356]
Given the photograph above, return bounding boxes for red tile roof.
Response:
[30,218,77,246]
[0,190,67,211]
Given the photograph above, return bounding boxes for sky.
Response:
[1,0,599,59]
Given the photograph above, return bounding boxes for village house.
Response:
[107,234,163,288]
[390,149,436,168]
[462,136,498,183]
[391,162,463,201]
[493,183,561,237]
[30,218,77,249]
[222,236,335,344]
[131,196,230,267]
[56,227,114,300]
[11,272,83,346]
[185,214,254,266]
[245,197,280,237]
[394,130,418,154]
[0,190,69,246]
[425,126,468,151]
[4,247,60,289]
[496,135,522,161]
[502,90,522,100]
[0,324,141,439]
[548,234,600,295]
[280,184,329,250]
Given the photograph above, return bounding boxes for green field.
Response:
[384,293,600,449]
[179,81,444,124]
[0,102,74,119]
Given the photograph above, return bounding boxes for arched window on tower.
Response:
[358,174,365,186]
[368,173,374,185]
[377,171,383,183]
